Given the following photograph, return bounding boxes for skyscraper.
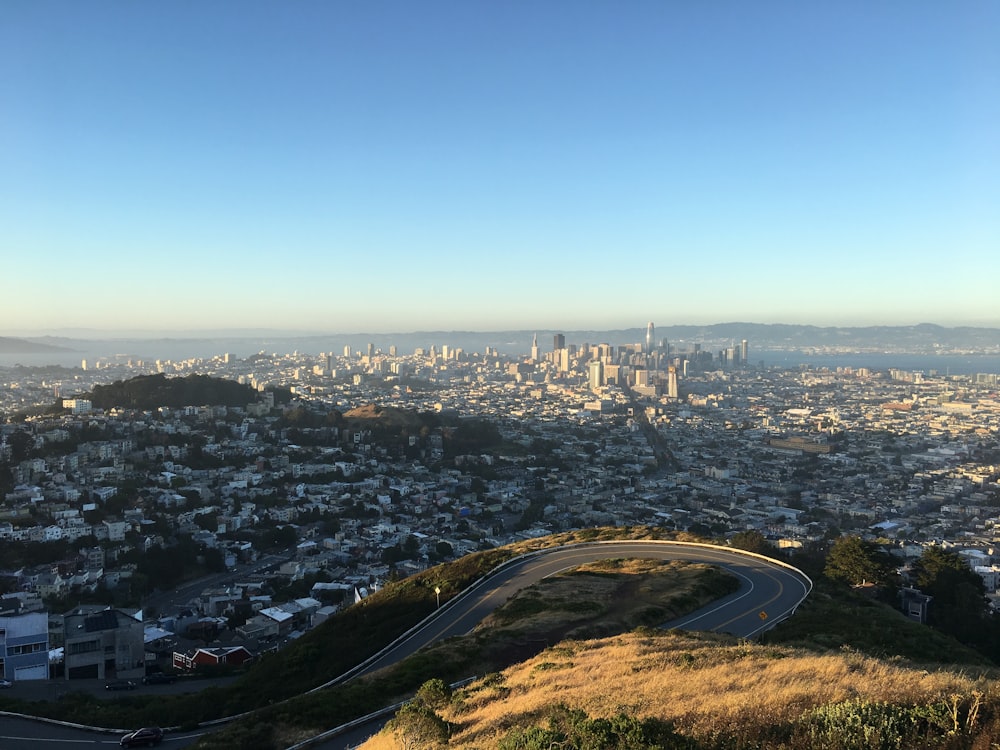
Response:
[588,359,603,391]
[531,333,539,362]
[741,339,749,366]
[646,322,655,355]
[557,348,570,372]
[667,366,678,399]
[553,333,565,351]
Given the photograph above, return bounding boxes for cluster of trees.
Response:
[87,373,262,409]
[443,419,504,456]
[381,535,454,567]
[279,410,509,466]
[823,535,999,661]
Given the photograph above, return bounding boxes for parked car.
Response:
[141,672,177,685]
[105,679,137,691]
[0,679,12,688]
[119,726,163,747]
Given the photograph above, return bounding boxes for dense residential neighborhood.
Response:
[2,338,1000,685]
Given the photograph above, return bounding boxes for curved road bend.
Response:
[352,542,811,680]
[320,541,811,749]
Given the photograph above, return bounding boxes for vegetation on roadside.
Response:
[761,577,990,666]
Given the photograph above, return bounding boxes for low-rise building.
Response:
[62,608,144,680]
[1,612,49,682]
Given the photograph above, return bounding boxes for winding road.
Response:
[1,541,811,749]
[308,540,812,749]
[345,541,811,682]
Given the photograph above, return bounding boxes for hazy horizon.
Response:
[4,318,1000,342]
[3,3,998,331]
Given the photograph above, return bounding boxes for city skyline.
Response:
[3,2,998,333]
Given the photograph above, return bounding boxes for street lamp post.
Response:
[434,586,441,609]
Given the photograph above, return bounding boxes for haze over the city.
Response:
[3,2,998,335]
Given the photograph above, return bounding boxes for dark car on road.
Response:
[105,679,137,691]
[141,672,177,685]
[120,726,164,747]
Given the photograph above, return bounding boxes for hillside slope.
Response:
[366,631,999,749]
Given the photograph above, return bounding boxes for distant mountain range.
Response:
[0,336,74,354]
[640,322,1000,353]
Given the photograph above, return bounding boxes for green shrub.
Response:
[499,704,694,750]
[498,724,565,750]
[797,698,945,750]
[414,677,452,710]
[385,702,450,749]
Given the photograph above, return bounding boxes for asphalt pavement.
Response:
[3,674,238,703]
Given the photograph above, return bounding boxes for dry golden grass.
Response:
[359,733,404,750]
[477,558,737,640]
[361,631,999,749]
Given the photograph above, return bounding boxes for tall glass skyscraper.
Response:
[646,322,655,354]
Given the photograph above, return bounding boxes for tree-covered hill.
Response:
[85,373,261,409]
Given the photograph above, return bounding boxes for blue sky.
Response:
[2,2,998,334]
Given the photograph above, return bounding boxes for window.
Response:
[7,642,45,656]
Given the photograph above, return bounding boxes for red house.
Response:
[172,645,254,671]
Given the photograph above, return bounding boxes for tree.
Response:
[7,430,35,462]
[730,530,772,556]
[402,533,420,558]
[911,546,987,641]
[193,512,218,532]
[444,418,502,456]
[414,678,452,711]
[200,546,226,573]
[430,540,454,562]
[824,535,895,587]
[261,524,298,550]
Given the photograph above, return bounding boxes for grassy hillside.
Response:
[366,631,999,750]
[361,567,1000,749]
